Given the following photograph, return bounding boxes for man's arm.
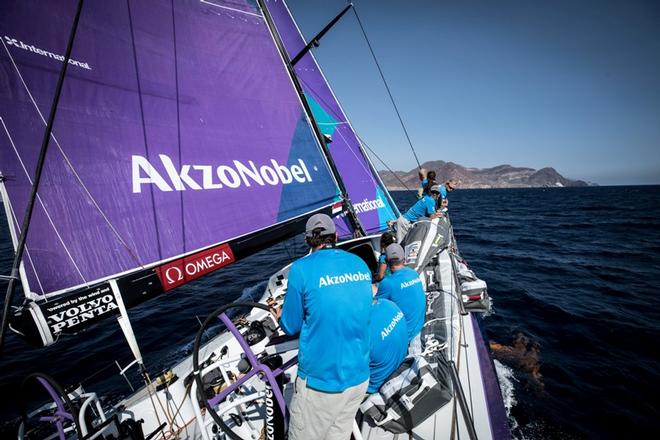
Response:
[426,197,443,219]
[279,264,305,335]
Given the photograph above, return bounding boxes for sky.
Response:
[286,0,660,185]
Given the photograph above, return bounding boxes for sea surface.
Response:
[1,185,659,439]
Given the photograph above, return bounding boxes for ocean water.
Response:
[1,185,659,439]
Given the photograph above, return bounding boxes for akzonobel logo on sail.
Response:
[132,154,313,193]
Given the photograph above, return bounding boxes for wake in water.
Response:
[490,333,543,394]
[494,360,517,418]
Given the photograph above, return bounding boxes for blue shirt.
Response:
[280,248,372,392]
[368,299,408,393]
[376,267,426,342]
[402,195,436,222]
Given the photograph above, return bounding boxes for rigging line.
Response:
[448,246,458,440]
[357,134,414,192]
[297,74,410,212]
[258,0,365,237]
[461,313,476,421]
[126,0,165,264]
[1,40,145,270]
[351,5,422,170]
[0,153,46,296]
[287,20,401,217]
[297,77,375,179]
[0,66,88,290]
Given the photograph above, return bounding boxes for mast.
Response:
[0,0,86,352]
[257,0,365,237]
[290,3,353,67]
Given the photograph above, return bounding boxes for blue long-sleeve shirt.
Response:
[280,248,372,392]
[368,299,408,393]
[376,267,426,342]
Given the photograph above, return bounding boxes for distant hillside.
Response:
[379,161,590,190]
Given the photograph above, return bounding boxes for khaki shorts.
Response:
[396,216,412,243]
[288,377,368,440]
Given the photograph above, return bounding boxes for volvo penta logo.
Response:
[132,154,313,193]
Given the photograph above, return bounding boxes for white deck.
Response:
[104,235,499,440]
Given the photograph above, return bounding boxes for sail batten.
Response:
[0,0,343,303]
[266,0,400,238]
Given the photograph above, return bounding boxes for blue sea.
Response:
[1,185,659,439]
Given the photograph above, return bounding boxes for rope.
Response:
[292,38,416,200]
[351,5,422,170]
[356,134,414,192]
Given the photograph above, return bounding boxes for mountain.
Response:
[378,161,589,190]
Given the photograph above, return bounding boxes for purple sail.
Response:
[265,0,399,238]
[0,0,341,298]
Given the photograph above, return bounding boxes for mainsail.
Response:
[0,0,344,345]
[266,0,400,238]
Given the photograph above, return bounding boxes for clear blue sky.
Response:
[287,0,660,185]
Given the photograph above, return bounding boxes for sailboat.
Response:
[0,0,509,439]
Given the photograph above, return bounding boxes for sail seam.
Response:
[1,39,145,270]
[0,116,87,288]
[171,0,187,258]
[199,0,263,18]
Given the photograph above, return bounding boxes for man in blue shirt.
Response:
[394,184,443,242]
[368,298,408,394]
[375,231,395,281]
[279,213,372,440]
[417,170,436,199]
[376,243,427,355]
[438,179,457,209]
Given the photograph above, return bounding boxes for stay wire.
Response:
[297,72,413,197]
[355,133,414,192]
[351,4,422,170]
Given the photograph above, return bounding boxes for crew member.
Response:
[439,179,457,208]
[417,170,436,199]
[376,243,426,355]
[395,184,443,242]
[375,231,396,281]
[368,298,408,394]
[279,213,372,440]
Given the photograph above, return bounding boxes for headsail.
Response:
[265,0,400,238]
[0,0,342,344]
